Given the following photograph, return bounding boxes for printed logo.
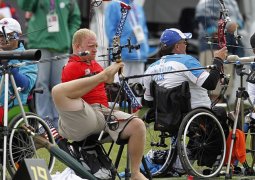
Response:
[85,69,90,75]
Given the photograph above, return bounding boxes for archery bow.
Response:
[105,0,143,112]
[205,0,247,50]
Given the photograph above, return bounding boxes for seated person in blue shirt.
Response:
[143,28,227,109]
[0,17,38,124]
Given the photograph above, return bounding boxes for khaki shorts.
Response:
[58,101,135,142]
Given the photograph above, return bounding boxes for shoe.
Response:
[233,166,242,175]
[203,169,211,175]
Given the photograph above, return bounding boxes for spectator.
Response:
[17,0,81,129]
[105,0,149,84]
[0,17,37,124]
[195,0,244,100]
[52,28,147,180]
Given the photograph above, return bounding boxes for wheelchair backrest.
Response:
[150,81,191,134]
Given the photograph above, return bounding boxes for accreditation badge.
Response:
[47,12,60,32]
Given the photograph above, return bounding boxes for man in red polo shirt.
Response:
[52,28,147,180]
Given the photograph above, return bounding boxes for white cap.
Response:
[0,18,22,34]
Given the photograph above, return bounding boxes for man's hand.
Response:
[214,46,228,60]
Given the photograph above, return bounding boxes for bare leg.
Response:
[52,62,124,111]
[120,118,148,180]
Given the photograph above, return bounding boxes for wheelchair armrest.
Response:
[32,88,44,94]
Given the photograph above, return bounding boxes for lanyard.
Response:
[129,4,139,27]
[50,0,55,12]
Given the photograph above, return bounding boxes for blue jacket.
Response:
[105,0,149,62]
[0,43,38,107]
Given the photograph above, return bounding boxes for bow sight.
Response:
[107,37,140,62]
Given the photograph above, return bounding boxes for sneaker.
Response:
[233,166,242,175]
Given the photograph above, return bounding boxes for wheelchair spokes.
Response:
[7,113,55,177]
[177,109,226,178]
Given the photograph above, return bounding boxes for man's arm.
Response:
[201,58,223,90]
[201,47,227,90]
[14,62,38,93]
[11,68,29,91]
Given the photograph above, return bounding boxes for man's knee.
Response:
[128,118,146,133]
[121,118,146,139]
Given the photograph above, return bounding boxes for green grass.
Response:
[12,106,255,179]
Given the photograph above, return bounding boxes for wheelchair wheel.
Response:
[144,119,181,177]
[177,108,226,178]
[7,112,56,176]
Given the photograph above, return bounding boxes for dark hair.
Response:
[158,43,175,57]
[250,33,255,48]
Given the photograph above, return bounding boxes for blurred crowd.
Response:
[1,0,255,127]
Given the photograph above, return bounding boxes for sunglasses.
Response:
[178,40,188,45]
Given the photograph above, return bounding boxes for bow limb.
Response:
[217,19,227,48]
[217,0,231,48]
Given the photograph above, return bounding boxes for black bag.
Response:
[81,144,113,177]
[68,141,116,180]
[105,83,122,102]
[151,81,191,134]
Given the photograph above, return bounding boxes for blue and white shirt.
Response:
[143,54,211,109]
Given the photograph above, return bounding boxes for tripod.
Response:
[225,64,254,178]
[0,62,39,180]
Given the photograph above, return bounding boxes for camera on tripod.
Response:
[235,63,255,84]
[128,82,144,97]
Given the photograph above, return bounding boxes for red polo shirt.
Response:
[62,56,108,107]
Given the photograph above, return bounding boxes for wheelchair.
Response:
[143,81,227,178]
[0,88,55,178]
[52,82,152,180]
